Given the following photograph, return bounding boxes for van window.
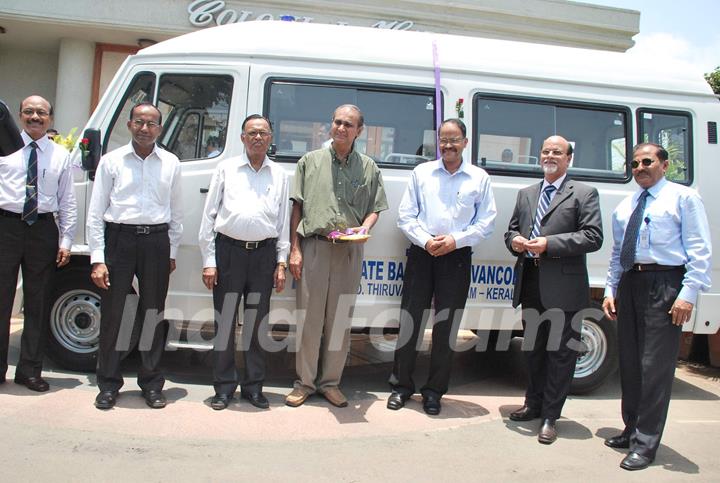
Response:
[265,80,438,167]
[103,73,233,161]
[157,74,233,161]
[473,95,631,182]
[638,109,692,185]
[104,72,155,153]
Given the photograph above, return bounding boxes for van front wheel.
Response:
[46,270,101,372]
[570,302,618,394]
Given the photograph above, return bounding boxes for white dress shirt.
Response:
[198,152,290,268]
[87,143,183,264]
[0,131,77,248]
[605,177,712,304]
[397,158,496,249]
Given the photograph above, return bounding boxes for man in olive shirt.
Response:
[287,104,388,408]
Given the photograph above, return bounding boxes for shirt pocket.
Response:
[649,213,679,246]
[351,183,370,208]
[455,189,478,219]
[39,169,60,197]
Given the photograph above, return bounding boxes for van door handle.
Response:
[200,187,209,194]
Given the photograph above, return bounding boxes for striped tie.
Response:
[22,141,39,225]
[620,190,650,271]
[530,184,557,242]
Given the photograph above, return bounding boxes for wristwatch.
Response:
[278,262,287,270]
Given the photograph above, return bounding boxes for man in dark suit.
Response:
[505,135,603,444]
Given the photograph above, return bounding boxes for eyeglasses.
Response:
[630,158,655,169]
[332,119,356,129]
[244,130,272,138]
[438,137,464,145]
[541,149,566,156]
[21,108,50,117]
[131,119,160,128]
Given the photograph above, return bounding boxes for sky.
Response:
[590,0,719,75]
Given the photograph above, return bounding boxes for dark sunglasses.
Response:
[630,158,655,169]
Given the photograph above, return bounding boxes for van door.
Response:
[97,65,249,321]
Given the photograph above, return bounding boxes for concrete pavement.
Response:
[1,318,719,481]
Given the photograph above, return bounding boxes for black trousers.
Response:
[0,215,58,379]
[212,236,275,396]
[519,261,581,420]
[390,244,471,399]
[96,225,170,393]
[617,267,684,459]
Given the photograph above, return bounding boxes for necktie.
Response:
[620,190,650,271]
[22,141,39,225]
[530,185,557,240]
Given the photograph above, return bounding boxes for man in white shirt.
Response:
[389,119,496,415]
[0,95,77,391]
[87,102,183,410]
[198,114,290,410]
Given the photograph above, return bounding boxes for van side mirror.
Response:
[82,128,102,176]
[267,143,277,158]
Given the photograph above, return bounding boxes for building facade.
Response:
[0,0,639,133]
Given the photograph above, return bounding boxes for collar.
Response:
[434,158,469,176]
[639,177,667,200]
[329,144,357,165]
[541,173,567,191]
[21,130,50,151]
[125,142,159,161]
[239,151,270,172]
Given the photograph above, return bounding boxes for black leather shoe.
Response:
[14,375,50,392]
[538,418,557,444]
[0,374,5,383]
[620,452,653,471]
[242,391,270,409]
[210,393,232,410]
[142,389,167,409]
[94,390,118,410]
[605,432,631,449]
[387,391,409,411]
[422,394,441,415]
[509,405,540,421]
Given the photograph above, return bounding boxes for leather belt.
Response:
[309,234,347,244]
[524,257,540,267]
[106,222,168,235]
[217,233,275,250]
[0,208,52,220]
[631,263,684,272]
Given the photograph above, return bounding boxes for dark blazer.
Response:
[504,177,603,311]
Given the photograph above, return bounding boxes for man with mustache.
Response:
[388,118,496,415]
[87,102,183,410]
[0,95,77,391]
[199,114,290,410]
[286,104,388,408]
[505,135,603,443]
[602,143,711,470]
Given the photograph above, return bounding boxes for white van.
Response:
[45,21,719,393]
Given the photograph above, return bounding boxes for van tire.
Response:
[570,301,618,394]
[46,269,102,372]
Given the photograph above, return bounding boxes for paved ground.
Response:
[1,318,719,482]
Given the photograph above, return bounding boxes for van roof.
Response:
[138,21,714,97]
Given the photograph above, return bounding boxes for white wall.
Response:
[0,47,58,127]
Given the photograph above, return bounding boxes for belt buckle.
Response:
[245,241,259,250]
[136,225,150,235]
[635,264,643,272]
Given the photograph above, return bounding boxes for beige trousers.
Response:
[294,237,363,392]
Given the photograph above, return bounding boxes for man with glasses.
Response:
[87,102,183,410]
[505,135,603,443]
[286,104,387,408]
[602,143,711,470]
[388,118,496,415]
[199,114,290,410]
[0,95,76,391]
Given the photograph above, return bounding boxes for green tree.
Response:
[705,66,720,95]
